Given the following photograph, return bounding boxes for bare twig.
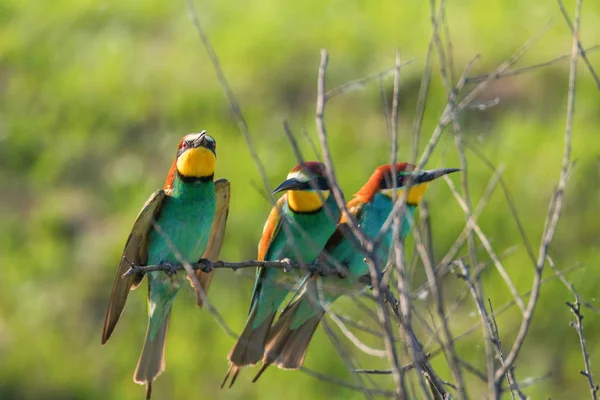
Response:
[432,163,505,280]
[384,289,449,400]
[353,356,430,374]
[506,372,552,391]
[488,299,522,400]
[462,143,536,264]
[454,260,496,395]
[320,318,378,399]
[424,263,585,357]
[325,60,415,100]
[299,367,395,397]
[465,44,600,84]
[566,299,599,400]
[411,209,466,399]
[494,0,580,387]
[315,49,405,399]
[548,256,600,314]
[443,175,526,314]
[184,0,272,196]
[122,258,350,279]
[557,0,600,90]
[326,307,388,358]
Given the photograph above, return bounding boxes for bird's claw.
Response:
[164,262,178,276]
[198,258,213,273]
[280,258,293,273]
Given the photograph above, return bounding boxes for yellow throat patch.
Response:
[381,183,429,205]
[288,190,330,213]
[176,147,216,178]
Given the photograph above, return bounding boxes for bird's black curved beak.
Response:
[192,130,216,155]
[272,178,305,194]
[416,168,460,183]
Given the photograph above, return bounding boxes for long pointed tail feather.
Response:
[253,298,324,382]
[222,308,277,388]
[133,310,171,396]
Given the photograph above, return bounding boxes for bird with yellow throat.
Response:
[101,131,231,399]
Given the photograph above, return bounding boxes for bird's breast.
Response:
[146,194,216,265]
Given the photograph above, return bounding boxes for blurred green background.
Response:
[1,0,600,398]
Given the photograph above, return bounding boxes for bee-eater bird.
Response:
[101,131,231,399]
[222,161,340,388]
[253,163,459,380]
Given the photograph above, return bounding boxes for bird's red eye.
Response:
[181,141,188,149]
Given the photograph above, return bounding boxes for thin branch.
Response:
[353,357,431,375]
[326,307,388,358]
[505,372,552,391]
[566,299,599,400]
[424,263,585,356]
[488,299,521,400]
[465,44,600,84]
[373,56,478,250]
[300,367,396,397]
[494,0,580,385]
[184,0,272,196]
[122,258,350,279]
[454,260,496,395]
[315,49,405,399]
[432,163,505,281]
[384,288,449,399]
[462,143,536,264]
[412,212,467,398]
[443,175,526,313]
[557,0,600,90]
[548,256,600,314]
[325,60,415,100]
[320,318,378,399]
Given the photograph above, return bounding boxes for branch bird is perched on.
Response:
[101,131,231,399]
[253,163,459,380]
[222,161,341,388]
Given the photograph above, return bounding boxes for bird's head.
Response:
[356,163,460,205]
[164,131,217,189]
[273,161,332,213]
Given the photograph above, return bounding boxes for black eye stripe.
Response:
[380,171,413,189]
[294,176,329,190]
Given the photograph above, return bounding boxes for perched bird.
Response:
[101,132,231,399]
[253,163,459,380]
[222,161,340,388]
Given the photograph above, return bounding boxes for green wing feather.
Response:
[101,189,167,344]
[188,178,231,308]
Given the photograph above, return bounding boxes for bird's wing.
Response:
[257,195,286,261]
[101,189,167,344]
[322,197,365,253]
[189,178,231,308]
[246,195,286,315]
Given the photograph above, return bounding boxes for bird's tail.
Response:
[221,306,276,388]
[253,295,325,382]
[134,307,172,400]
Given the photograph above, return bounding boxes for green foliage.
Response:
[1,0,599,398]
